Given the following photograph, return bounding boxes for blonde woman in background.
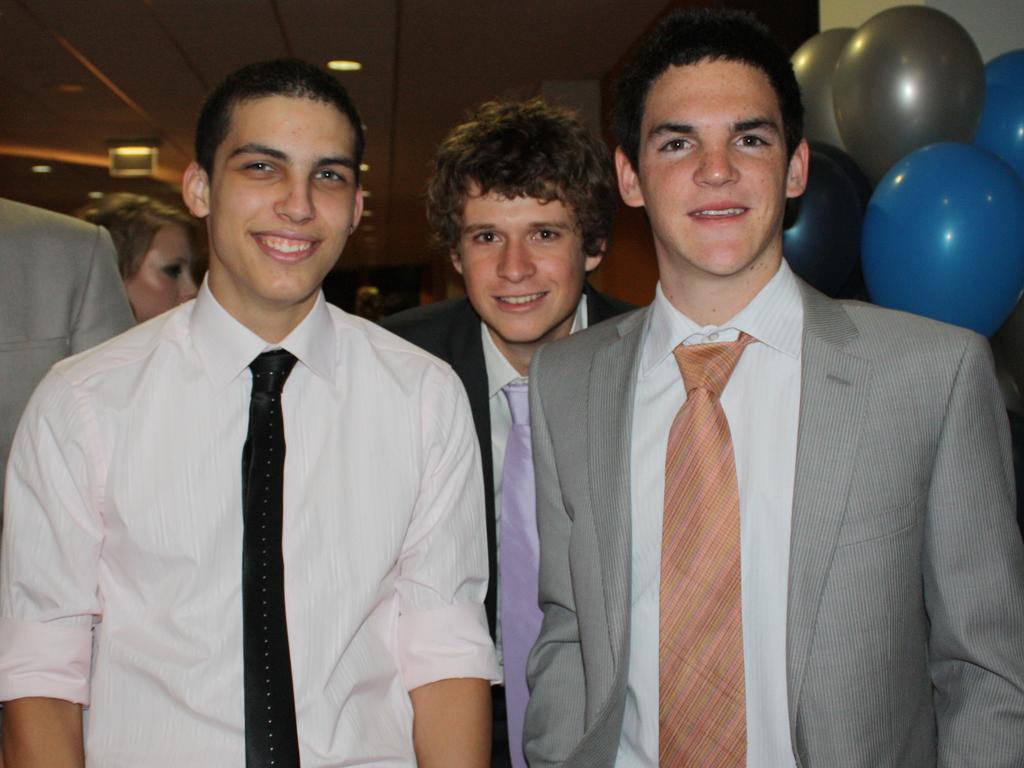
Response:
[79,193,199,321]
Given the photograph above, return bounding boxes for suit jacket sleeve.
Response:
[523,342,587,767]
[69,225,134,354]
[925,334,1024,765]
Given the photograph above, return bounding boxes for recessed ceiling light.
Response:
[327,60,362,72]
[359,163,370,172]
[31,165,53,174]
[362,190,373,198]
[362,210,374,218]
[88,191,104,199]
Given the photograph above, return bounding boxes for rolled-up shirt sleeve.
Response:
[396,364,499,691]
[0,369,104,704]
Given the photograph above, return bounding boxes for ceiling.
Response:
[0,0,670,267]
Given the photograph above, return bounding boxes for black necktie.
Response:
[242,349,300,768]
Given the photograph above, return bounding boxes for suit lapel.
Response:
[444,302,500,635]
[787,286,873,731]
[585,283,614,324]
[447,303,492,469]
[588,308,647,667]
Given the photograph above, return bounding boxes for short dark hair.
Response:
[614,8,804,170]
[427,98,616,258]
[195,58,364,180]
[77,193,198,278]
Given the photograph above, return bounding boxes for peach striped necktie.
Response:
[660,333,754,766]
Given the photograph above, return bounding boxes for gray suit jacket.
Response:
[1,199,134,504]
[524,282,1024,767]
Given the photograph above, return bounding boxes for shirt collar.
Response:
[482,292,588,399]
[641,260,804,377]
[191,280,337,390]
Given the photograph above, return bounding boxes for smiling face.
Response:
[617,58,807,322]
[183,94,362,341]
[122,223,198,322]
[452,190,603,374]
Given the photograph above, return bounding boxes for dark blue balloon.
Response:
[863,143,1024,336]
[975,54,1024,179]
[810,141,874,211]
[783,148,864,296]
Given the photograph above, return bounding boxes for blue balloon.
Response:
[811,141,873,212]
[783,148,863,296]
[975,52,1024,180]
[863,143,1024,336]
[986,49,1024,88]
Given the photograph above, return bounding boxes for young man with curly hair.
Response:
[384,98,632,767]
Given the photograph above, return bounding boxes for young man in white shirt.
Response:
[383,99,631,767]
[0,59,497,768]
[524,9,1024,767]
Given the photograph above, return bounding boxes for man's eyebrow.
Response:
[649,122,694,138]
[228,143,288,161]
[227,144,357,171]
[318,155,357,171]
[647,119,783,137]
[462,222,498,234]
[733,118,781,135]
[462,218,572,234]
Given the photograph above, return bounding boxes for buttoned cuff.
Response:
[0,618,92,704]
[398,603,500,691]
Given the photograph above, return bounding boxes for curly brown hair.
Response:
[427,98,616,258]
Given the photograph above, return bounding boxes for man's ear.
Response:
[584,241,606,274]
[785,139,810,199]
[351,186,365,232]
[449,249,464,276]
[182,162,211,218]
[615,147,645,209]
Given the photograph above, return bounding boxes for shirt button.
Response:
[708,331,719,341]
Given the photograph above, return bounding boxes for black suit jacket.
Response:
[382,284,633,635]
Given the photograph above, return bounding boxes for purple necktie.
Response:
[500,381,542,768]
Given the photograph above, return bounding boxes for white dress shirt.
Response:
[482,296,587,668]
[0,284,499,767]
[617,262,804,767]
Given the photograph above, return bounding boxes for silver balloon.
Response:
[791,28,855,150]
[832,6,985,183]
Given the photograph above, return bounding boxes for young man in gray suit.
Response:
[384,99,631,767]
[0,198,134,505]
[524,9,1024,767]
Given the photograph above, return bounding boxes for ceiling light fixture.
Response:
[327,60,362,72]
[107,139,160,178]
[31,164,53,174]
[359,163,370,172]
